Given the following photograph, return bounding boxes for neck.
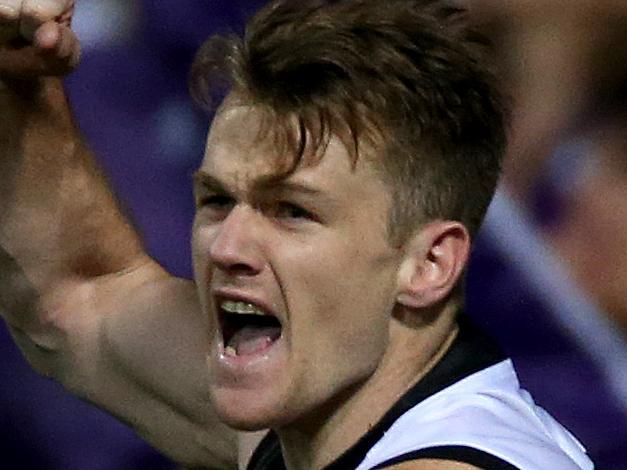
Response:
[277,304,459,470]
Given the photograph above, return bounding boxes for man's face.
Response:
[192,105,402,430]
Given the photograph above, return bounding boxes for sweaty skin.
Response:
[0,2,479,469]
[194,103,466,469]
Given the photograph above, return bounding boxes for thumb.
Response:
[0,21,80,79]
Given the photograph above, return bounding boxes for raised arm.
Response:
[0,2,238,467]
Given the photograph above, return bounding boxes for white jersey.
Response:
[357,359,593,470]
[248,317,594,470]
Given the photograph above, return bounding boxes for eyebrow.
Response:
[192,170,334,207]
[256,177,324,197]
[194,170,322,194]
[258,179,339,213]
[192,171,228,193]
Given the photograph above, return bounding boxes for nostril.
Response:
[208,239,262,275]
[221,262,259,276]
[209,243,263,275]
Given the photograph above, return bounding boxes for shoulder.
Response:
[359,361,592,469]
[365,445,521,470]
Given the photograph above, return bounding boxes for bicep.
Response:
[2,251,241,468]
[87,260,240,468]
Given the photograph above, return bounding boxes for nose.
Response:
[207,206,265,277]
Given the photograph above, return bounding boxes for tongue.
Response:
[228,325,281,356]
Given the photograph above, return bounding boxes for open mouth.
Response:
[219,299,282,357]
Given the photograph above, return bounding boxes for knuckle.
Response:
[21,0,64,21]
[0,1,22,21]
[0,8,19,22]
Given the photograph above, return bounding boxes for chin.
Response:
[210,385,298,431]
[218,412,272,432]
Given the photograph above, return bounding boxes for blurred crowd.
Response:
[1,1,626,468]
[472,0,627,334]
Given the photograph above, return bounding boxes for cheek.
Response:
[280,236,398,359]
[191,222,213,276]
[191,225,214,305]
[304,274,393,394]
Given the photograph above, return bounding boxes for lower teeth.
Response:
[224,334,276,357]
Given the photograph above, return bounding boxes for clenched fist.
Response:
[0,0,79,79]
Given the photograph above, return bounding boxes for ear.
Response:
[396,221,470,309]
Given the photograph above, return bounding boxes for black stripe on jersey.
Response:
[372,445,520,470]
[247,434,285,470]
[247,314,506,470]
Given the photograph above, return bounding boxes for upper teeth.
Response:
[221,300,266,315]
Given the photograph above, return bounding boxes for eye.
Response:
[276,202,316,221]
[200,194,233,208]
[195,193,235,215]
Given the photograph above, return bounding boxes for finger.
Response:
[0,0,22,43]
[19,0,68,42]
[0,21,80,78]
[57,0,73,26]
[32,15,60,47]
[36,18,79,65]
[0,0,22,20]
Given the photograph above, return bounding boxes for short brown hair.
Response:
[190,0,507,240]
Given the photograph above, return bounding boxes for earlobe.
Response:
[396,221,470,309]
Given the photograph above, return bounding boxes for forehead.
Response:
[203,105,279,182]
[200,105,385,194]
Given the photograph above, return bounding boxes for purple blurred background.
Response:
[1,1,627,468]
